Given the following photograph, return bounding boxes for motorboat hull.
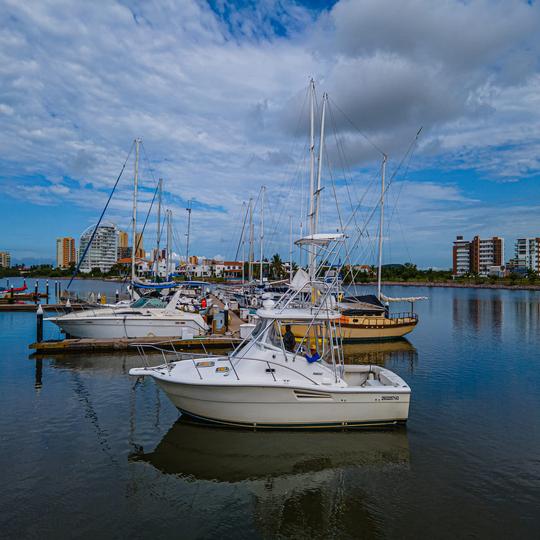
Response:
[52,317,205,339]
[154,379,410,429]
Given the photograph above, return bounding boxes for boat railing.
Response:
[387,312,418,321]
[229,355,321,385]
[130,342,321,385]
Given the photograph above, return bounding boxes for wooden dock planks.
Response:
[29,335,241,353]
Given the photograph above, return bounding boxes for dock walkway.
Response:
[29,335,241,354]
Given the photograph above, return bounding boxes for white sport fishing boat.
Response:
[129,294,410,428]
[47,290,208,339]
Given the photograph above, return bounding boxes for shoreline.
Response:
[354,281,540,291]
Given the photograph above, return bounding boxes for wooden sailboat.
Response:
[291,81,421,343]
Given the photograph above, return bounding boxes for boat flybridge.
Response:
[47,290,208,339]
[129,276,411,429]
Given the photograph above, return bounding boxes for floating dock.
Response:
[29,335,241,354]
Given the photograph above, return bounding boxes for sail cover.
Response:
[295,233,345,246]
[380,293,427,303]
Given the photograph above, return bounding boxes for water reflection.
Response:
[452,295,504,337]
[130,418,410,538]
[343,338,417,372]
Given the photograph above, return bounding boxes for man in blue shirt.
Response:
[305,346,320,363]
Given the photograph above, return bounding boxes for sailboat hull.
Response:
[154,380,410,429]
[292,316,417,343]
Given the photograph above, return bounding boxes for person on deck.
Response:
[305,346,320,363]
[283,324,296,352]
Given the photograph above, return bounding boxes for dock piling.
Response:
[46,280,49,298]
[34,281,39,303]
[36,304,44,343]
[115,290,119,303]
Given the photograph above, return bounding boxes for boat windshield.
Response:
[131,297,168,309]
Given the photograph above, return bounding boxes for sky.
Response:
[1,0,540,268]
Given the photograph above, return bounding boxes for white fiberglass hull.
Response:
[154,379,409,428]
[53,317,205,339]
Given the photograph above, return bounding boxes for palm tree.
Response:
[270,253,285,280]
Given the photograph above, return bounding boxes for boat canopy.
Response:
[294,233,345,246]
[132,279,178,290]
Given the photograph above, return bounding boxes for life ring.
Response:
[251,296,258,307]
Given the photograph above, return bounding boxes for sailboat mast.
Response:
[155,177,162,279]
[248,197,254,283]
[308,78,316,280]
[259,186,265,284]
[185,200,192,279]
[289,215,293,284]
[377,155,387,300]
[166,210,172,281]
[241,202,246,284]
[314,92,327,237]
[131,138,140,296]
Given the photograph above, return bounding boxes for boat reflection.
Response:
[343,338,417,372]
[131,417,409,482]
[130,418,409,537]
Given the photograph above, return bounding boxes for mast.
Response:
[314,93,327,235]
[289,215,293,283]
[241,201,246,284]
[308,78,316,280]
[185,199,192,279]
[377,154,387,300]
[248,197,254,283]
[131,138,140,297]
[259,186,265,284]
[166,209,172,281]
[155,178,162,279]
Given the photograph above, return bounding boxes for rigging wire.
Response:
[67,141,135,289]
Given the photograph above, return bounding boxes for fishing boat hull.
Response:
[152,379,410,428]
[49,316,206,339]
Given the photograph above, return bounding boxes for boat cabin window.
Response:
[131,297,168,309]
[266,322,284,348]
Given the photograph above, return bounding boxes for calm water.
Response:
[1,281,539,539]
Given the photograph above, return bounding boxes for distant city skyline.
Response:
[2,1,540,268]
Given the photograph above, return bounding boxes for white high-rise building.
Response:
[515,238,540,272]
[78,223,118,273]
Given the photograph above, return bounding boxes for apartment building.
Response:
[514,238,540,272]
[452,236,471,276]
[0,251,11,268]
[56,237,76,268]
[79,223,118,273]
[453,235,504,276]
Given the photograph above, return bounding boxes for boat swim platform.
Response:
[29,335,241,354]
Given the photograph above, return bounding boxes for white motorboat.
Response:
[47,290,208,339]
[129,294,411,429]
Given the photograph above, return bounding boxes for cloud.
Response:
[1,0,540,265]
